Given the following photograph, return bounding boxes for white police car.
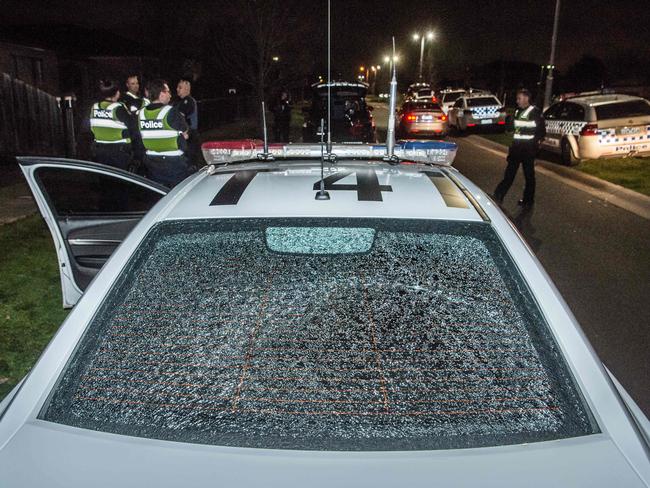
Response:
[447,93,507,132]
[1,140,649,487]
[542,92,650,165]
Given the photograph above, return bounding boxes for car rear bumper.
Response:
[579,135,650,159]
[402,122,449,135]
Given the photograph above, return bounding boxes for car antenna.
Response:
[258,100,274,161]
[384,36,399,165]
[326,0,333,156]
[315,118,330,200]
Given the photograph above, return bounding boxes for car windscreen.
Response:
[595,100,650,120]
[442,92,463,103]
[41,218,597,451]
[467,97,501,107]
[404,102,442,111]
[417,89,432,97]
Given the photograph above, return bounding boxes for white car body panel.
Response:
[1,158,648,487]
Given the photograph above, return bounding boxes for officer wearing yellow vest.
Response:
[89,79,138,170]
[138,79,191,187]
[493,88,546,208]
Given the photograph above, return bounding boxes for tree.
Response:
[208,0,318,113]
[562,55,608,93]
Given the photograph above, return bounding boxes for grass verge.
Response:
[576,157,650,196]
[0,216,69,401]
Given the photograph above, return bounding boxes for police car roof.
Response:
[164,160,484,222]
[567,93,645,106]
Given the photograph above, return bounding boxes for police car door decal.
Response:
[311,169,393,201]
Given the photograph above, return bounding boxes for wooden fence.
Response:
[0,73,65,159]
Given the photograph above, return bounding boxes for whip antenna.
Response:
[326,0,332,153]
[315,118,330,200]
[384,36,399,164]
[258,101,273,160]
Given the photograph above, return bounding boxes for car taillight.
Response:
[405,114,417,122]
[580,123,598,136]
[437,114,447,121]
[431,96,438,103]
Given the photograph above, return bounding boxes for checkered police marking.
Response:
[545,120,586,137]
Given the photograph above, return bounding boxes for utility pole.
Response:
[418,35,425,81]
[543,0,561,109]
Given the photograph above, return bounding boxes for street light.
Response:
[272,56,280,62]
[412,30,435,81]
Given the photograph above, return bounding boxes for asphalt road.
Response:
[371,101,650,414]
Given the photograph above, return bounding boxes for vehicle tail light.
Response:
[580,123,598,136]
[405,113,417,122]
[437,114,447,121]
[497,120,506,125]
[467,123,477,127]
[431,96,438,103]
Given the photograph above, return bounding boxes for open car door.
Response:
[19,157,168,308]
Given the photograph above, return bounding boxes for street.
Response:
[372,102,650,414]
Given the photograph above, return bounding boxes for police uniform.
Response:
[120,91,151,164]
[174,95,199,166]
[89,100,136,170]
[494,105,546,206]
[120,91,149,114]
[138,103,191,188]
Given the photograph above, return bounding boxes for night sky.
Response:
[3,0,649,80]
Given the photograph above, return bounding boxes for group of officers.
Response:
[89,75,198,188]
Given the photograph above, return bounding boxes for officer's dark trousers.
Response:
[494,144,537,204]
[92,143,132,171]
[144,154,191,188]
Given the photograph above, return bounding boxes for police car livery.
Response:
[542,93,650,165]
[447,93,507,133]
[1,141,649,487]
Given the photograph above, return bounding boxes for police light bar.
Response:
[202,140,457,166]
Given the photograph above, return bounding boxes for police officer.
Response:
[120,74,150,114]
[273,91,291,142]
[138,79,191,188]
[174,77,199,165]
[120,74,149,166]
[89,79,137,170]
[493,88,546,208]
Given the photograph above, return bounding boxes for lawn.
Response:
[0,216,69,401]
[576,157,650,196]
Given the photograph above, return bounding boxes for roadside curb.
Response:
[466,135,650,221]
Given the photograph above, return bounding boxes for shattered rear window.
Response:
[41,219,597,450]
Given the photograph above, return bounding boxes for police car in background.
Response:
[1,140,649,487]
[438,88,467,114]
[542,92,650,165]
[447,92,507,133]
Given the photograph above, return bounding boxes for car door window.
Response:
[544,103,562,120]
[564,103,585,121]
[36,167,163,216]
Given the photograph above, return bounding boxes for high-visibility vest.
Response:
[125,92,150,113]
[513,105,537,142]
[90,101,131,144]
[138,105,184,157]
